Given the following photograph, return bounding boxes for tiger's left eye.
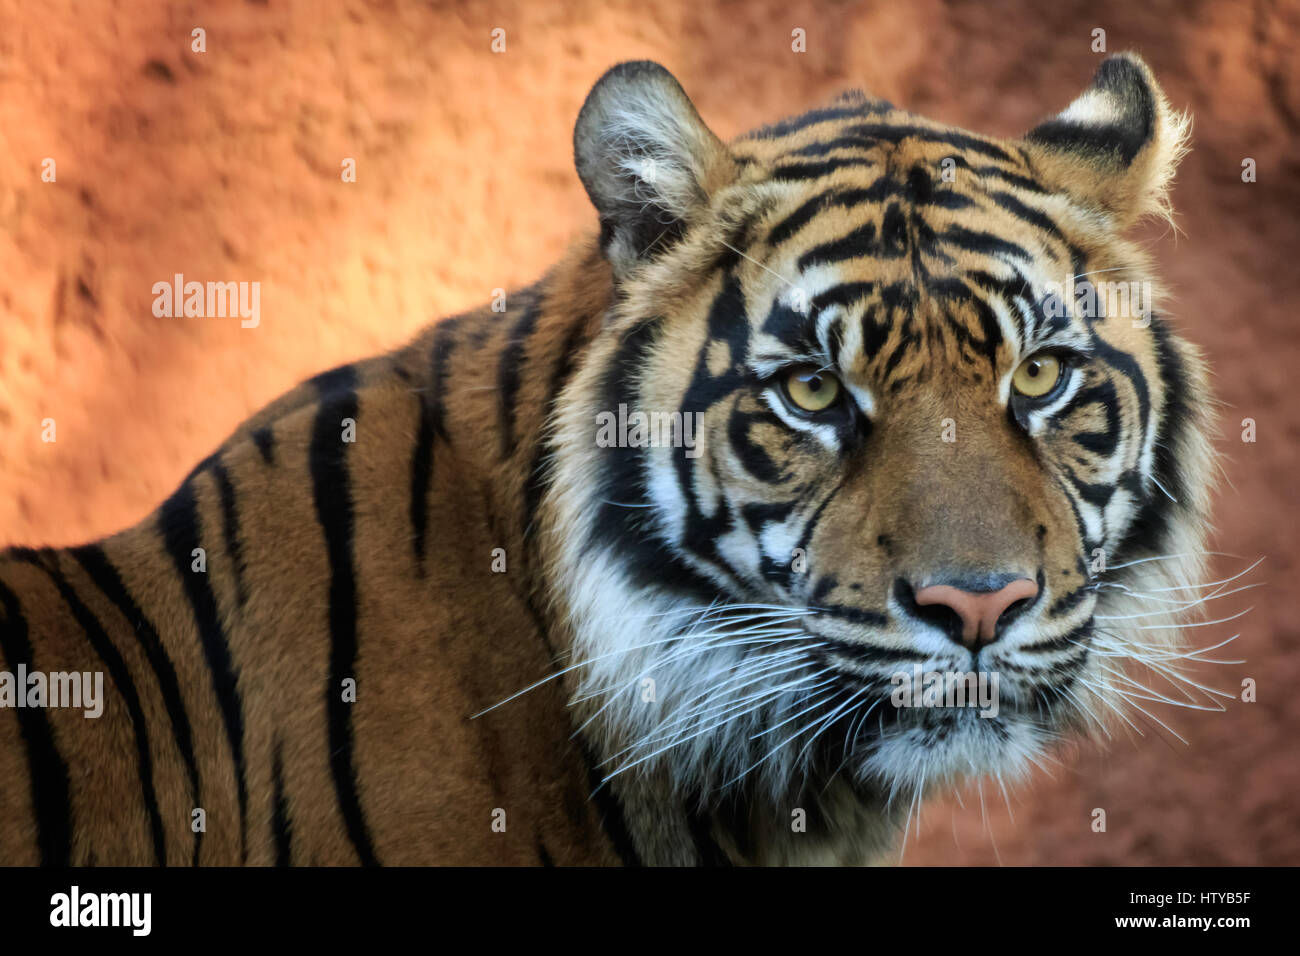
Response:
[783,367,842,412]
[1011,354,1064,399]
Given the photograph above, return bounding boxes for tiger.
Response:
[0,53,1215,867]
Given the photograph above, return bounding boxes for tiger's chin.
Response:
[717,688,1073,866]
[854,704,1058,799]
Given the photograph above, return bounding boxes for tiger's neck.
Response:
[399,237,611,601]
[411,241,901,865]
[505,247,906,866]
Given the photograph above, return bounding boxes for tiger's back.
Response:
[0,246,627,865]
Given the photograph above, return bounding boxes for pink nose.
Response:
[914,578,1039,648]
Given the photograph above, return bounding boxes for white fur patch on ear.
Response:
[575,61,733,275]
[1023,53,1190,229]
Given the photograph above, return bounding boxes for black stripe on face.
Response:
[1084,314,1151,465]
[968,163,1049,194]
[1070,381,1122,456]
[772,159,878,181]
[209,458,247,606]
[37,559,167,865]
[1047,583,1092,618]
[762,281,877,363]
[809,576,891,630]
[1113,317,1185,558]
[308,366,380,867]
[922,278,1003,368]
[0,574,72,865]
[937,225,1033,264]
[812,122,1016,164]
[158,480,249,861]
[760,301,822,356]
[673,274,759,585]
[826,316,846,367]
[965,268,1041,338]
[271,738,292,866]
[498,292,545,458]
[810,282,876,316]
[767,188,870,248]
[728,411,791,484]
[1051,471,1098,559]
[69,544,204,866]
[797,222,893,271]
[767,179,976,251]
[742,103,891,140]
[860,303,894,361]
[1064,465,1116,511]
[251,427,275,465]
[986,190,1064,243]
[741,499,800,590]
[818,640,927,669]
[410,318,460,573]
[1021,618,1094,655]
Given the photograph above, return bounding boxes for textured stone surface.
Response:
[1,0,1296,864]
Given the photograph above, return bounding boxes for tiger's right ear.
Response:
[574,61,736,279]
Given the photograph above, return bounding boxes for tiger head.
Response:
[543,57,1215,861]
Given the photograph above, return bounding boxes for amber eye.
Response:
[1011,354,1064,399]
[783,367,842,412]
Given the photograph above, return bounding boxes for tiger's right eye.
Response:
[1011,354,1064,399]
[782,367,842,413]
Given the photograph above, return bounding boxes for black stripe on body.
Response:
[69,545,205,866]
[271,738,292,866]
[498,292,545,458]
[0,574,72,865]
[577,737,642,866]
[209,458,248,606]
[36,558,167,865]
[686,805,731,867]
[410,318,460,573]
[159,480,250,860]
[308,366,380,867]
[251,427,275,465]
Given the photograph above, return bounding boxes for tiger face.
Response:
[545,57,1213,858]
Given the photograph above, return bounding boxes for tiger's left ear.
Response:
[574,61,737,278]
[1022,53,1189,230]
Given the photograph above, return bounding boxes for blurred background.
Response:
[1,0,1296,864]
